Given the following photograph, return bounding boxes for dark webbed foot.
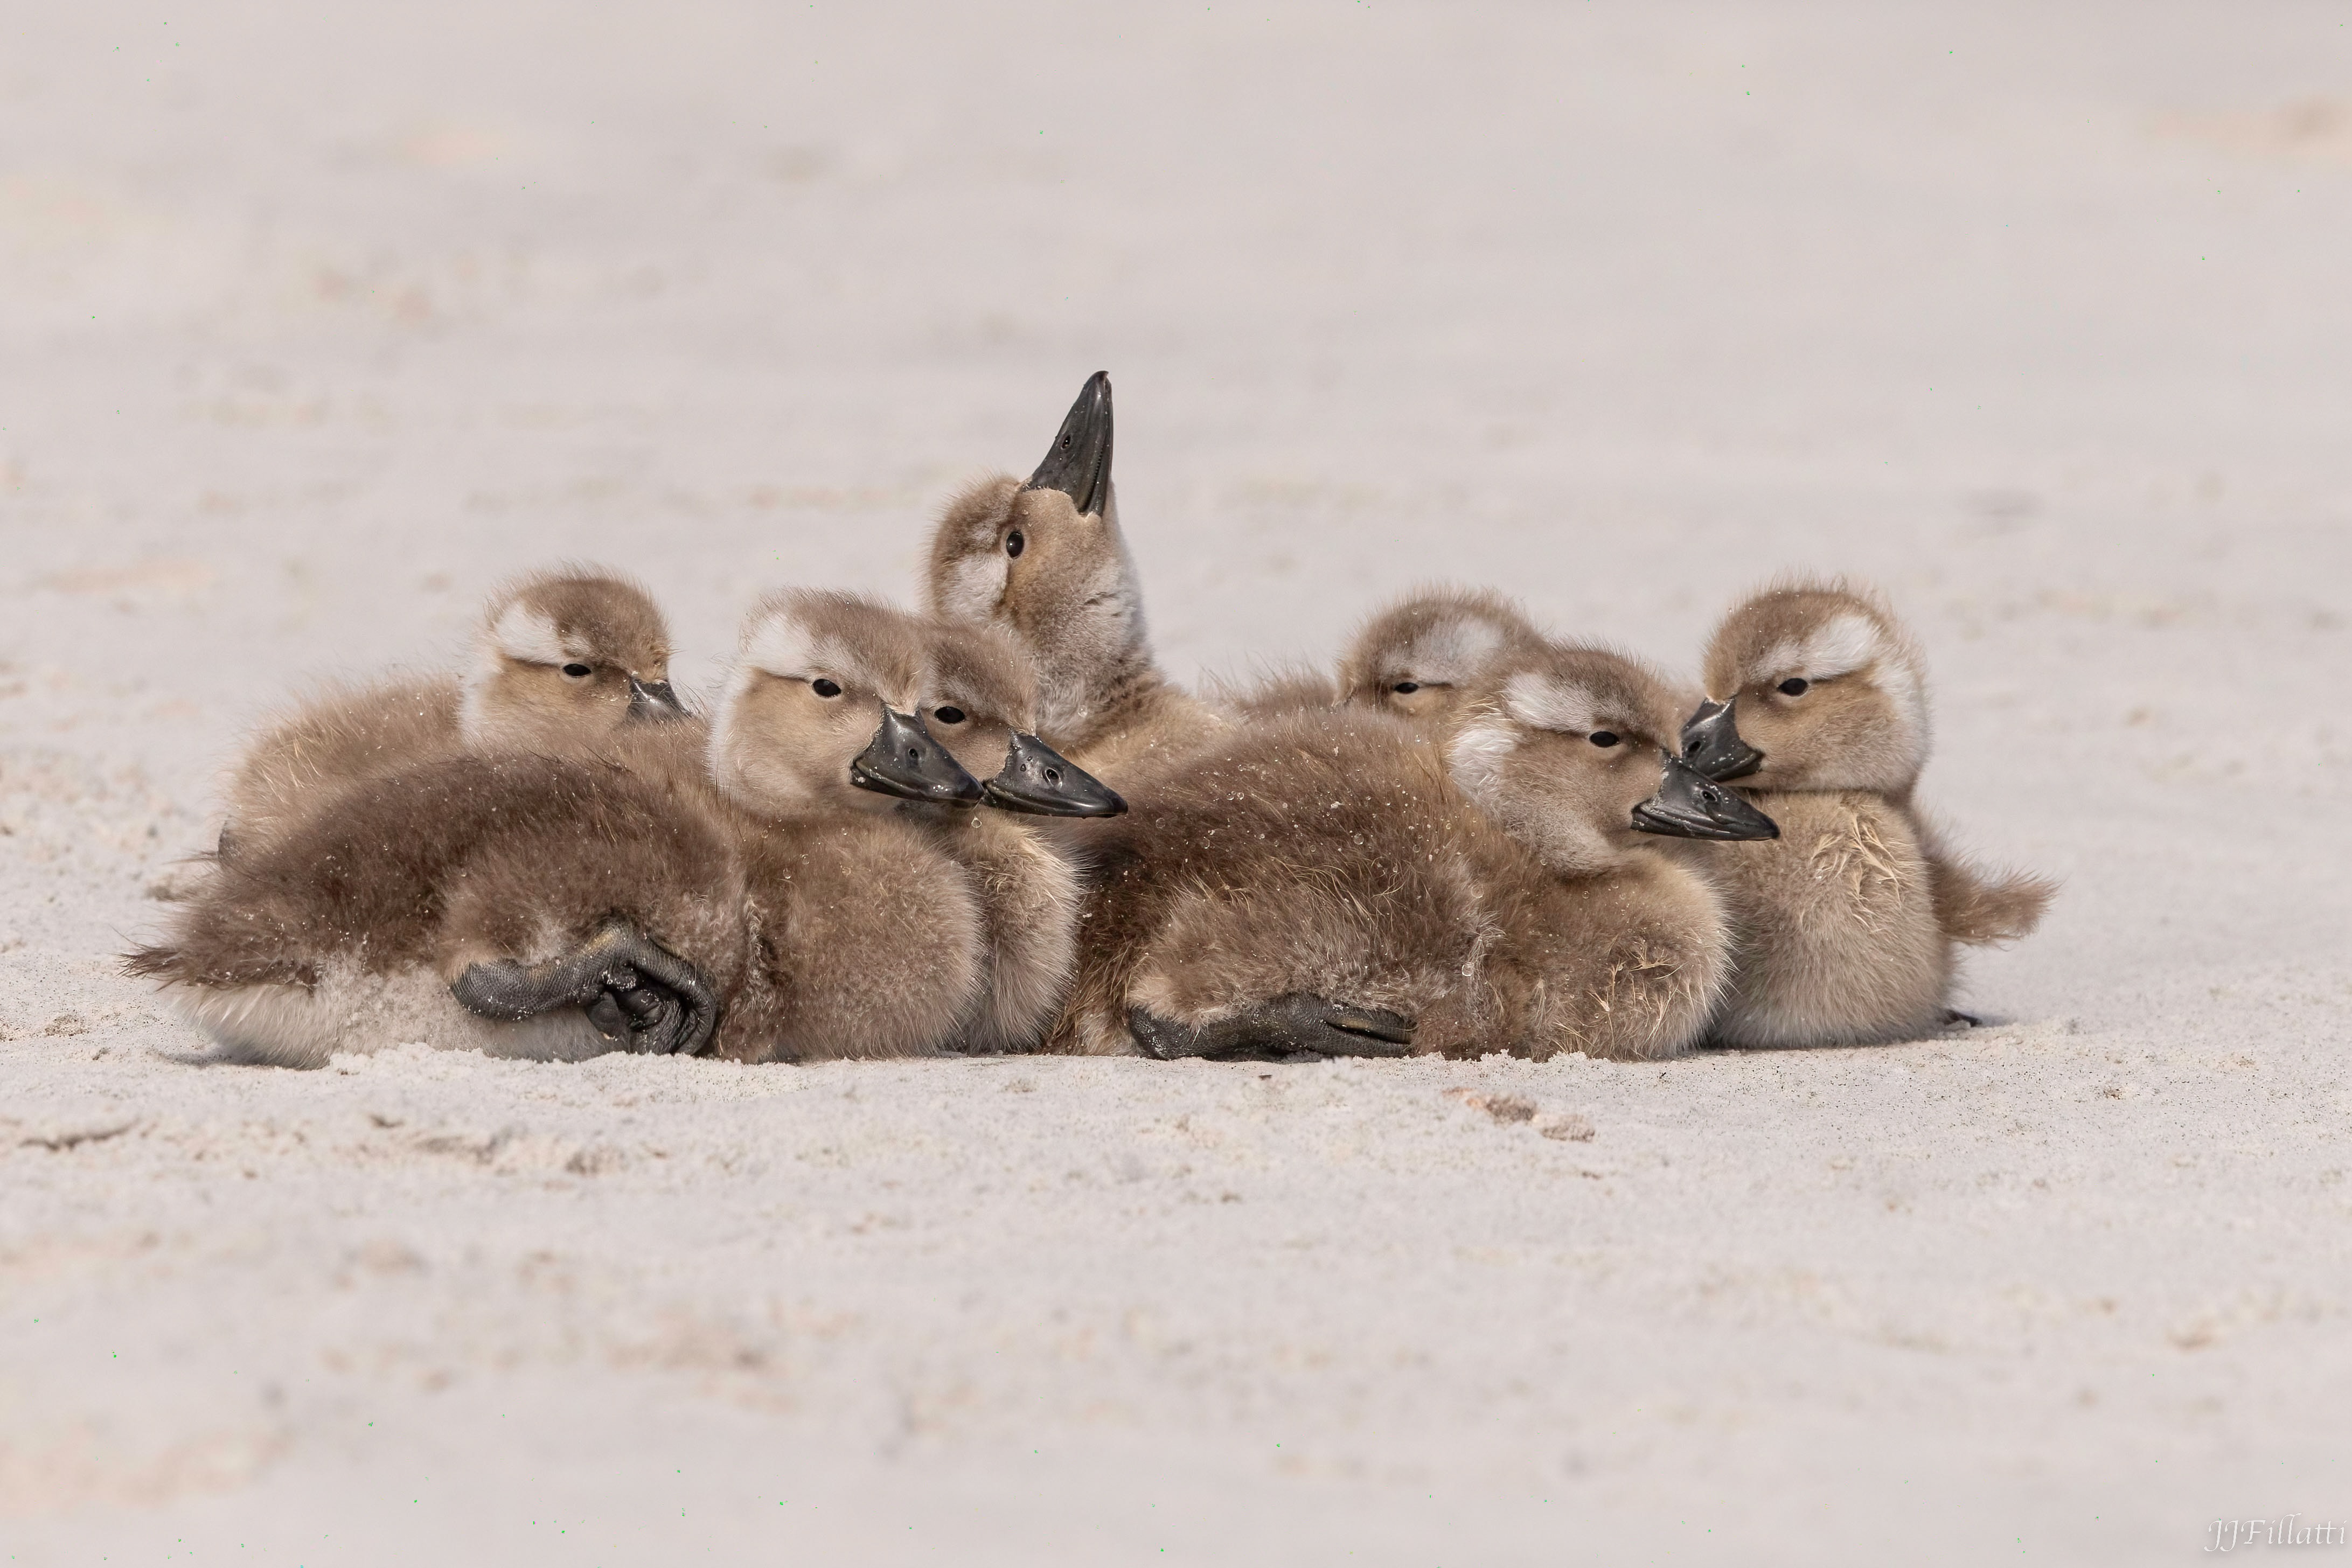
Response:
[1943,1008,1983,1029]
[1129,993,1416,1061]
[451,918,720,1057]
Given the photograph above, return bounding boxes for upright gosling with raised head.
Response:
[1676,579,2055,1047]
[926,372,1226,784]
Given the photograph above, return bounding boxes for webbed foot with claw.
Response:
[1129,993,1416,1061]
[451,917,720,1057]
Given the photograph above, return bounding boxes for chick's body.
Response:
[215,568,684,861]
[1054,643,1753,1063]
[1682,579,2053,1047]
[135,591,1098,1067]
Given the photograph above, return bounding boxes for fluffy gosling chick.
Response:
[131,732,742,1067]
[709,593,1119,1057]
[926,372,1227,784]
[1209,586,1548,725]
[1337,586,1549,727]
[701,595,1115,1062]
[217,567,685,858]
[131,592,1118,1066]
[1056,644,1777,1062]
[1676,578,2055,1047]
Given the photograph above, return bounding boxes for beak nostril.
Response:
[1043,768,1061,785]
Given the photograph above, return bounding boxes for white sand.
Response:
[5,3,2350,1560]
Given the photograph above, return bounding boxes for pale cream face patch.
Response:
[1752,606,1932,783]
[1757,611,1885,686]
[1501,672,1603,736]
[1445,715,1520,807]
[710,611,840,806]
[462,603,594,743]
[937,550,1010,625]
[735,609,851,686]
[489,601,577,667]
[1394,616,1507,687]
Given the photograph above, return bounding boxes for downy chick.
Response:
[1676,578,2055,1047]
[132,594,1117,1065]
[1055,643,1778,1062]
[1336,586,1549,727]
[926,372,1227,784]
[133,731,744,1067]
[708,593,1120,1057]
[216,567,686,858]
[1207,586,1548,726]
[462,590,1119,1061]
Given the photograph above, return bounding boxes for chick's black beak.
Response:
[984,732,1127,818]
[1024,370,1113,518]
[850,706,985,806]
[1631,751,1781,841]
[626,674,688,723]
[1679,696,1764,782]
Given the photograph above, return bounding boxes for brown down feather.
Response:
[925,465,1227,786]
[134,593,1086,1065]
[1926,854,2058,947]
[1047,641,1733,1063]
[1689,579,2055,1044]
[213,568,678,864]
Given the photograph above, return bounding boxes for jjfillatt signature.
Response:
[2207,1517,2349,1552]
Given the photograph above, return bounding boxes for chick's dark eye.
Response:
[1778,678,1810,697]
[811,678,842,699]
[933,706,965,725]
[561,663,593,680]
[1005,529,1025,559]
[1391,681,1420,695]
[1589,731,1620,748]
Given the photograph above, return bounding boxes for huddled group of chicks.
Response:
[134,373,2053,1068]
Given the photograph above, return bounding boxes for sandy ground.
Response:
[4,2,2351,1562]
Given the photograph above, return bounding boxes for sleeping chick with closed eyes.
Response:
[214,567,686,862]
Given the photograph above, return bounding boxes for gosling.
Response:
[131,593,1115,1065]
[1676,577,2055,1047]
[1052,642,1778,1061]
[1212,585,1548,727]
[215,567,685,859]
[926,371,1226,784]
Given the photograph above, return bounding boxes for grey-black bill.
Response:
[849,705,986,806]
[1025,370,1114,518]
[1679,696,1764,782]
[1631,751,1780,841]
[983,731,1127,817]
